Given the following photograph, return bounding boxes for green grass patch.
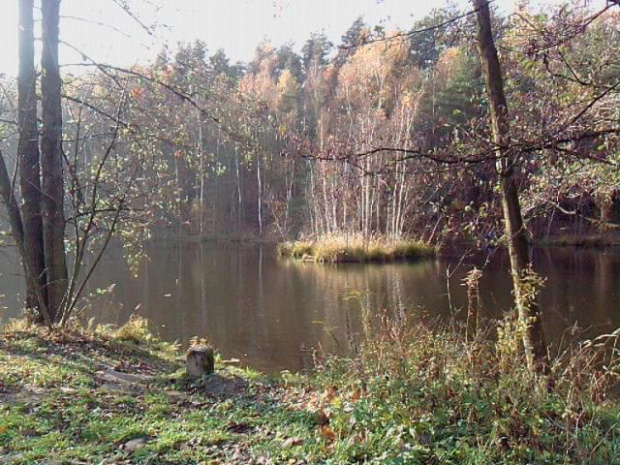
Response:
[1,315,619,464]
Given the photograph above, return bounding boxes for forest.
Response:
[1,0,620,463]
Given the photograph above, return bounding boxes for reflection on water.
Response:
[1,243,619,372]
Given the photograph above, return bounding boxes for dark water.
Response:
[1,243,619,372]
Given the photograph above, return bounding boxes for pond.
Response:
[1,242,619,372]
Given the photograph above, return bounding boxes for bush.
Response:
[114,315,154,343]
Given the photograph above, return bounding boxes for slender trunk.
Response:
[474,0,547,371]
[331,176,338,232]
[308,161,318,235]
[41,0,67,322]
[321,168,330,234]
[196,106,204,237]
[256,153,263,236]
[212,128,221,234]
[284,158,294,234]
[0,151,52,326]
[18,0,47,317]
[174,151,190,228]
[375,185,381,235]
[235,147,242,232]
[0,153,24,254]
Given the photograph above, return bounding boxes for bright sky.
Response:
[0,0,569,77]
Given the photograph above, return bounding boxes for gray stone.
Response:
[96,369,152,393]
[1,452,24,463]
[123,438,147,453]
[186,344,214,378]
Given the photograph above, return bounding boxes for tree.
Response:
[0,0,67,324]
[210,48,242,79]
[334,17,368,67]
[277,43,303,83]
[473,0,548,371]
[17,0,47,318]
[40,0,68,321]
[301,32,332,74]
[1,0,124,326]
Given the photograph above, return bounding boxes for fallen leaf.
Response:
[282,437,305,448]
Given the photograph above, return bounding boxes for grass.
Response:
[1,314,620,464]
[278,234,436,263]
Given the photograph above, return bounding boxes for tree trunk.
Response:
[174,152,191,228]
[0,153,24,257]
[473,0,548,371]
[41,0,68,322]
[256,153,263,236]
[235,147,243,232]
[196,106,205,237]
[17,0,48,319]
[0,151,52,326]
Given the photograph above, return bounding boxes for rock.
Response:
[186,344,215,378]
[97,369,152,393]
[122,438,147,453]
[1,452,24,463]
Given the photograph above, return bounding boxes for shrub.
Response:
[114,315,154,343]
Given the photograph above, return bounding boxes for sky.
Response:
[0,0,579,77]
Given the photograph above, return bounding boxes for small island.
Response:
[278,235,436,263]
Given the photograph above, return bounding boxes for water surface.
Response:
[1,243,619,372]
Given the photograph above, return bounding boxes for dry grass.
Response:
[278,234,436,263]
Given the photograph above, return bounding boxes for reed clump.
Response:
[278,234,436,263]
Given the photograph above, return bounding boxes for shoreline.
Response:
[2,317,619,463]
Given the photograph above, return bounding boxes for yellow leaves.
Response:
[435,46,466,86]
[277,69,301,115]
[277,69,301,99]
[240,71,277,107]
[338,33,409,112]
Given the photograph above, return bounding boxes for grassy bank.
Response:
[1,316,620,464]
[278,235,436,263]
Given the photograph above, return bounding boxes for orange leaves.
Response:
[175,150,184,160]
[320,425,337,442]
[281,384,366,449]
